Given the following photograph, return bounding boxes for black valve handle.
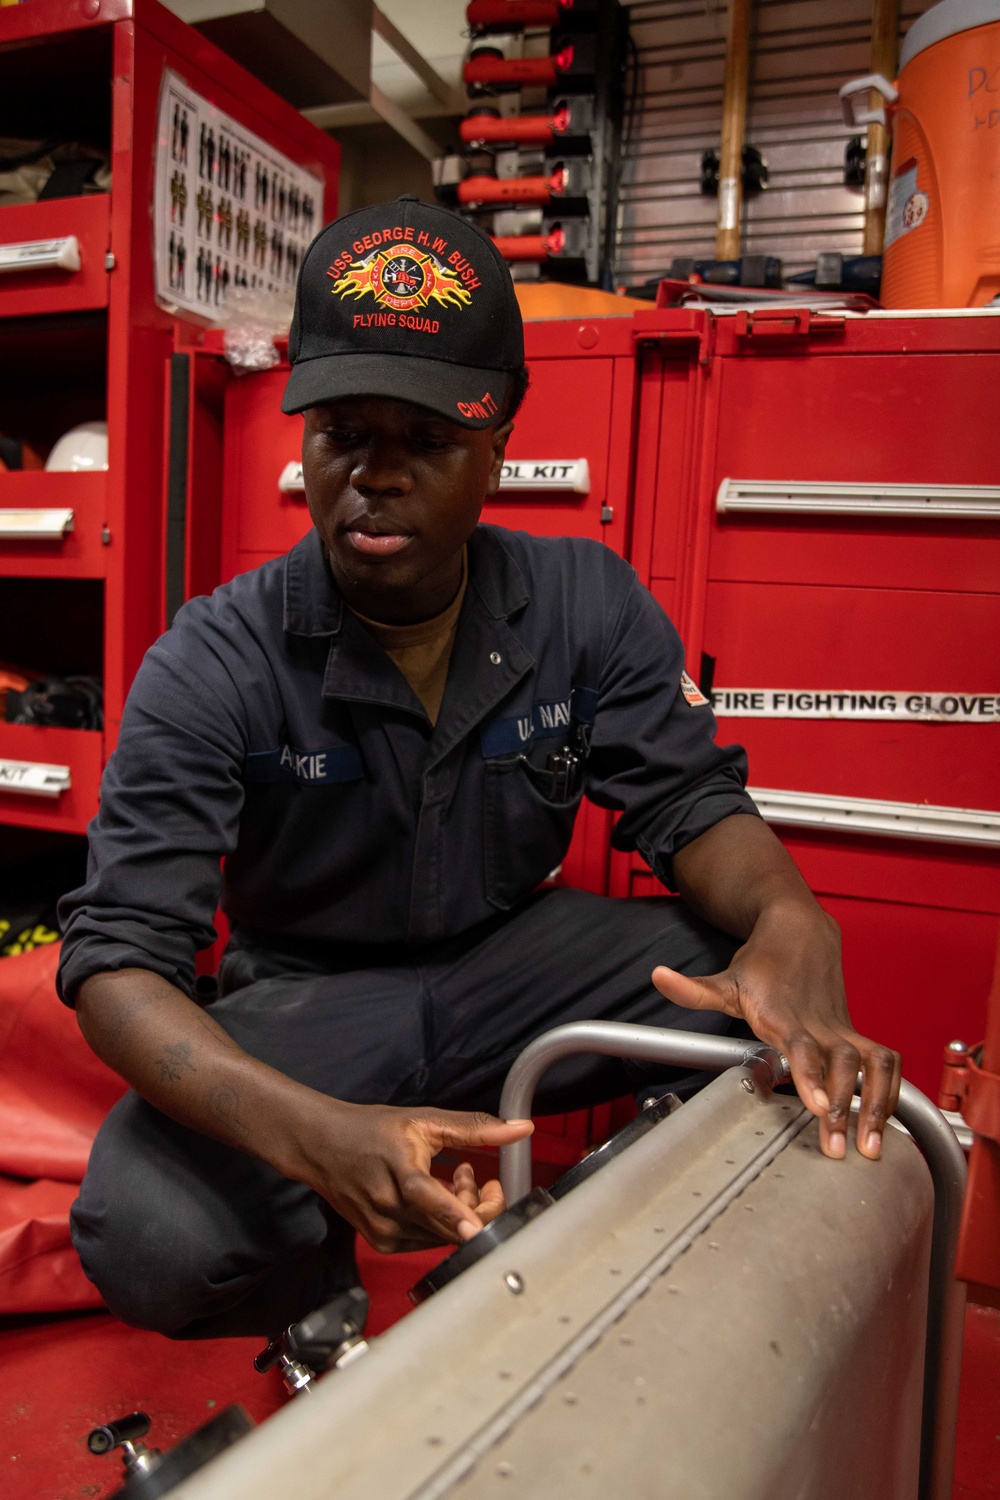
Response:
[88,1412,152,1455]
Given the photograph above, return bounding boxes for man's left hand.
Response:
[652,901,901,1162]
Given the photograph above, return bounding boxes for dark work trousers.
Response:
[71,889,740,1339]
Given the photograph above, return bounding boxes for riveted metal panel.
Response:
[168,1068,933,1500]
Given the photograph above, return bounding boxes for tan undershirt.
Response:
[350,549,468,726]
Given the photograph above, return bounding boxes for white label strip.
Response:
[499,459,590,494]
[716,477,1000,520]
[748,787,1000,848]
[712,689,1000,722]
[279,458,594,498]
[0,236,81,274]
[0,759,72,798]
[0,508,75,540]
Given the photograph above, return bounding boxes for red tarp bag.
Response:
[0,944,126,1310]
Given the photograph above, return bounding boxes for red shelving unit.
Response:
[0,0,339,840]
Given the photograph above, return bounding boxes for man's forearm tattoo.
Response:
[154,1039,197,1083]
[208,1084,249,1138]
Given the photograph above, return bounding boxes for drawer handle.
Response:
[717,478,1000,520]
[278,461,305,496]
[749,786,1000,848]
[0,508,74,540]
[0,235,81,274]
[0,759,72,798]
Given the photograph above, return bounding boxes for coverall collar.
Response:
[282,524,530,637]
[282,525,535,741]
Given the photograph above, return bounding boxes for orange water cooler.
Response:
[841,0,1000,308]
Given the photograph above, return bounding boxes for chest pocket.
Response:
[484,756,585,909]
[481,687,596,910]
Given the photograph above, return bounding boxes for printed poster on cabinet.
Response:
[153,69,324,322]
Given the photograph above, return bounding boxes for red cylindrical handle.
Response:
[491,227,565,261]
[463,49,571,88]
[460,113,555,147]
[458,172,566,206]
[466,0,564,27]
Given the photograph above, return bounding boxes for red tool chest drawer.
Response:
[221,368,309,578]
[693,581,1000,810]
[705,347,1000,595]
[0,195,110,319]
[489,317,636,560]
[0,471,109,578]
[0,723,102,836]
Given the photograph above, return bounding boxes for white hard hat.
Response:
[45,420,109,472]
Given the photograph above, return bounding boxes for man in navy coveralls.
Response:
[57,199,900,1338]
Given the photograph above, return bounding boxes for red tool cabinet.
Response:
[0,0,338,840]
[618,306,1000,1094]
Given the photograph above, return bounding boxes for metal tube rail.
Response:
[499,1022,787,1203]
[498,1020,966,1500]
[893,1081,968,1500]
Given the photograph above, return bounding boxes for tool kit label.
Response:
[497,459,590,493]
[711,690,1000,722]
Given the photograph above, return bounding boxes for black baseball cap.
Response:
[282,196,524,429]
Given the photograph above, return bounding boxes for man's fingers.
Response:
[477,1179,506,1224]
[426,1112,534,1153]
[784,1030,900,1163]
[400,1164,485,1244]
[818,1035,860,1160]
[651,965,737,1017]
[855,1042,901,1160]
[452,1161,479,1209]
[785,1034,831,1120]
[361,1208,445,1255]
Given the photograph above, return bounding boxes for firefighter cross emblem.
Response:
[329,245,472,314]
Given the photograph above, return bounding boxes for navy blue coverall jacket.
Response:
[57,524,758,1003]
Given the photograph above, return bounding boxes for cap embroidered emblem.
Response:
[329,246,473,314]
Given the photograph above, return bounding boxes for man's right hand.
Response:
[294,1102,533,1254]
[76,969,532,1256]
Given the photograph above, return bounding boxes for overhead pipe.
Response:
[862,0,900,254]
[716,0,752,260]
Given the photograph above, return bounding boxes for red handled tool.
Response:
[464,43,574,91]
[491,227,566,261]
[460,106,567,148]
[457,168,571,207]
